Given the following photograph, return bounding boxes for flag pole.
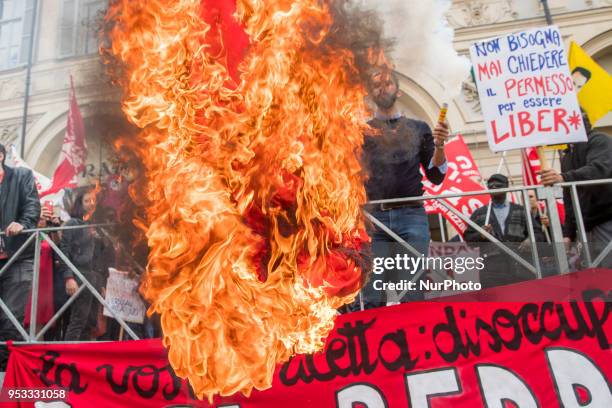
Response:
[538,205,552,243]
[537,1,555,169]
[541,0,555,25]
[538,1,555,168]
[484,199,493,227]
[19,0,40,158]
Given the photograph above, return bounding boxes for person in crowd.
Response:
[358,69,449,308]
[539,118,612,268]
[60,186,115,341]
[464,174,545,288]
[0,143,40,368]
[98,247,147,341]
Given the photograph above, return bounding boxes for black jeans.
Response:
[0,258,34,369]
[64,271,103,341]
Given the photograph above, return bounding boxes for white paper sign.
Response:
[103,268,146,324]
[425,243,482,299]
[469,26,587,152]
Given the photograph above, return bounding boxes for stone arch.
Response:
[26,100,126,177]
[395,70,463,132]
[579,29,612,59]
[577,29,612,129]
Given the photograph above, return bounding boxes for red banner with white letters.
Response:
[3,269,611,408]
[423,134,490,234]
[443,134,483,180]
[40,77,87,198]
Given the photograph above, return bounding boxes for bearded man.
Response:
[359,70,449,308]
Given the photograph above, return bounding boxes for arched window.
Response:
[59,0,106,57]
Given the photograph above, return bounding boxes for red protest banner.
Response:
[423,134,489,235]
[422,135,490,235]
[3,269,610,408]
[444,134,482,180]
[423,177,489,235]
[40,77,87,198]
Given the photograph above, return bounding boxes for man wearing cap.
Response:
[464,174,544,288]
[357,70,449,308]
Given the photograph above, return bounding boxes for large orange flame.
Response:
[104,0,372,400]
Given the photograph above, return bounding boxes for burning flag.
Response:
[103,0,384,400]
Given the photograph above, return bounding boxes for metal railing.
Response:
[363,178,612,301]
[2,180,611,340]
[0,223,141,344]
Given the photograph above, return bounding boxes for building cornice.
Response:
[454,6,612,43]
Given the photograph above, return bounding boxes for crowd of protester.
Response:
[0,143,159,371]
[0,68,610,362]
[352,68,612,310]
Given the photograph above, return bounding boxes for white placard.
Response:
[103,268,146,324]
[469,26,587,152]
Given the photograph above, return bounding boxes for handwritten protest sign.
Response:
[103,268,146,324]
[424,242,481,299]
[470,26,587,152]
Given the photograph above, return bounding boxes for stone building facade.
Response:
[396,0,612,182]
[0,0,610,184]
[0,0,116,182]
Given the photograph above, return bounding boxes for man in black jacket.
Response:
[464,174,543,288]
[359,70,448,308]
[539,125,612,268]
[0,143,41,367]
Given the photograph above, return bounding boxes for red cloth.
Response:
[521,147,566,224]
[2,269,611,407]
[40,76,87,198]
[423,134,490,235]
[23,240,54,328]
[200,0,250,83]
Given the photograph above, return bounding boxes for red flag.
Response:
[200,0,250,83]
[521,147,565,223]
[521,147,541,186]
[444,134,482,180]
[40,77,87,197]
[23,240,54,329]
[423,134,489,235]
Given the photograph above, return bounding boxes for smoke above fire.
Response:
[359,0,470,97]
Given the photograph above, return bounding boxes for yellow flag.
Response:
[568,41,612,125]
